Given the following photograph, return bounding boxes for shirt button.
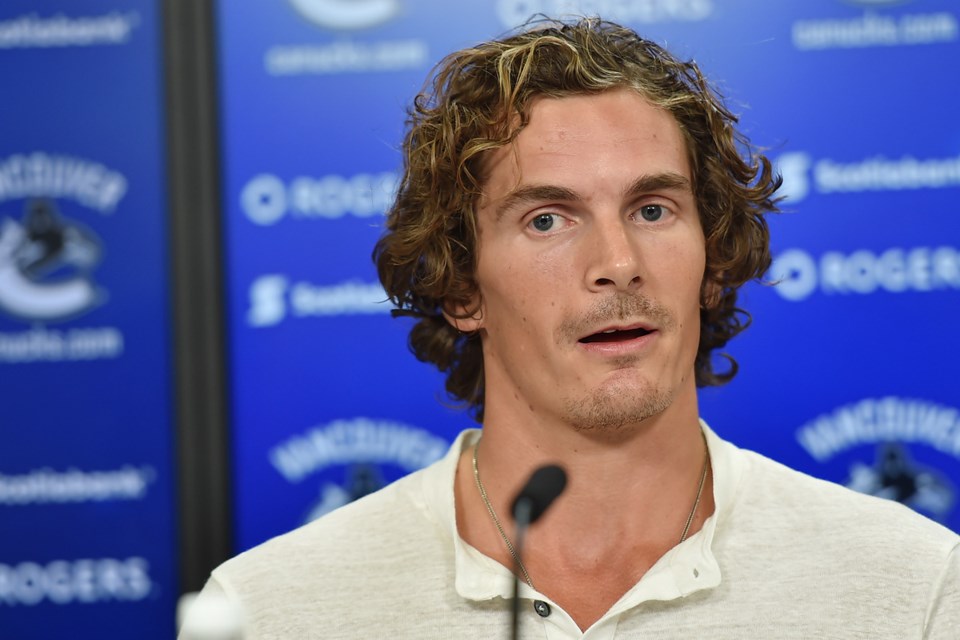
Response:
[534,600,551,617]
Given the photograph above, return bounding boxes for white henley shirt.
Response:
[182,422,960,639]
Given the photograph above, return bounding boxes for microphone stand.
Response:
[511,498,533,640]
[507,464,565,640]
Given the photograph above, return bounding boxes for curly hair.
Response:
[373,18,780,421]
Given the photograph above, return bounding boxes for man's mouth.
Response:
[579,327,654,344]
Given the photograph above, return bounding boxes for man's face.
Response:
[459,89,706,434]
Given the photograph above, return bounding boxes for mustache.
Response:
[557,293,676,343]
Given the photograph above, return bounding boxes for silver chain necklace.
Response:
[471,433,710,593]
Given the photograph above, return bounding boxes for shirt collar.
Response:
[421,421,744,608]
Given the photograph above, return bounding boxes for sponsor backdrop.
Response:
[6,0,955,636]
[219,0,960,555]
[0,1,178,638]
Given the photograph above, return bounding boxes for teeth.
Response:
[603,329,617,334]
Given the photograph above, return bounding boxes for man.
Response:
[184,18,958,638]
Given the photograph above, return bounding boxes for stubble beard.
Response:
[562,375,673,434]
[557,293,677,435]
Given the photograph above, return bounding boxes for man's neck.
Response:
[453,390,714,630]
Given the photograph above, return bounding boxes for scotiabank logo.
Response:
[770,245,960,301]
[0,12,141,49]
[247,276,389,327]
[776,152,960,204]
[0,466,152,506]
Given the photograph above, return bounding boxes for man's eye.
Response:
[639,205,665,222]
[530,213,556,232]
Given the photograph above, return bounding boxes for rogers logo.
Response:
[0,557,152,606]
[240,172,398,226]
[769,246,960,301]
[289,0,401,30]
[769,249,818,301]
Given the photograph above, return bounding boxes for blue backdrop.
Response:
[4,1,957,636]
[217,0,960,556]
[0,1,178,638]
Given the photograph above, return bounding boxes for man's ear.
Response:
[442,296,484,333]
[701,277,723,310]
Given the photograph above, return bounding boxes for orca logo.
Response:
[268,418,449,520]
[846,443,954,522]
[303,464,385,523]
[797,397,960,525]
[775,152,811,204]
[0,200,103,322]
[289,0,401,30]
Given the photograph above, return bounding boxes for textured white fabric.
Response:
[182,424,960,639]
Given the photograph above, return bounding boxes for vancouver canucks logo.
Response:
[288,0,400,30]
[268,417,449,523]
[303,463,385,523]
[846,443,954,522]
[0,199,103,321]
[797,397,960,527]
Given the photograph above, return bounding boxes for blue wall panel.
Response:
[216,0,960,552]
[0,1,178,637]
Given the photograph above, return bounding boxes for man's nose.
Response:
[584,216,643,291]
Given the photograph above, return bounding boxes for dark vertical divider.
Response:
[163,0,232,594]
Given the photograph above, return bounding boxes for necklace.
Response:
[471,432,711,592]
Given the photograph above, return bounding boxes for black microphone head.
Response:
[511,464,567,525]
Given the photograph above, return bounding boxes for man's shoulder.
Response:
[731,446,958,558]
[185,453,474,636]
[213,464,451,587]
[712,444,959,632]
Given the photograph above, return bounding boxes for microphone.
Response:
[511,465,567,526]
[510,464,567,640]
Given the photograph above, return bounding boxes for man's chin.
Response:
[562,383,673,435]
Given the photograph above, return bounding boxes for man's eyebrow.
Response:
[623,172,693,198]
[492,173,693,221]
[494,185,580,221]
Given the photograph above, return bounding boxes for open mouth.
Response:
[579,327,653,344]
